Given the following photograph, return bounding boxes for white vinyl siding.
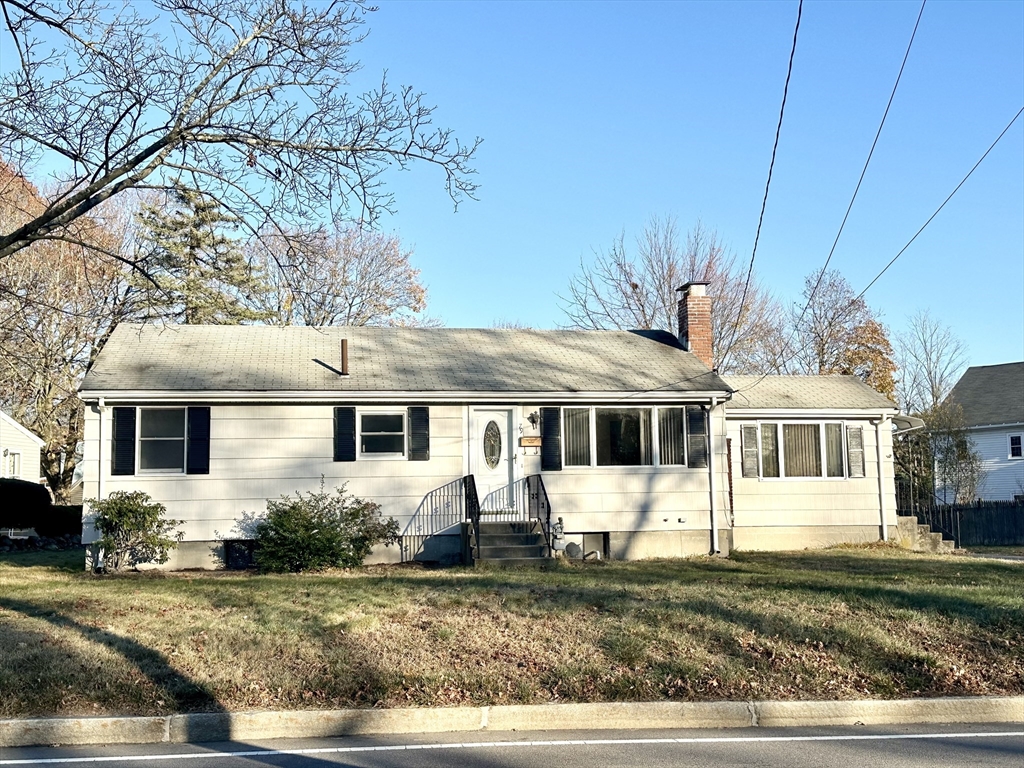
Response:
[82,404,464,543]
[0,412,43,482]
[971,426,1024,501]
[728,416,896,533]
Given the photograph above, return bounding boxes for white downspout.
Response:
[873,415,888,542]
[709,397,719,554]
[96,398,106,501]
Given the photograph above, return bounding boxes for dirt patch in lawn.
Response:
[1,547,1021,717]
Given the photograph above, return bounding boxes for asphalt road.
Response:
[1,724,1021,767]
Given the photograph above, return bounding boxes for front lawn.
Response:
[0,547,1021,717]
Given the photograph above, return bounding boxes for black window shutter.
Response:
[334,407,356,462]
[111,407,136,476]
[540,407,562,471]
[186,407,211,475]
[686,406,708,468]
[408,406,430,461]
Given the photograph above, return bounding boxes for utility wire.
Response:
[854,104,1024,302]
[718,0,803,369]
[733,1,927,396]
[735,103,1024,396]
[793,0,926,334]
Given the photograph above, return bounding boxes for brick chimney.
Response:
[676,282,713,369]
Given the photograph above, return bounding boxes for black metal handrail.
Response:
[463,474,481,557]
[526,474,553,557]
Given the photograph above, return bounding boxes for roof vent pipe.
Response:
[340,339,349,376]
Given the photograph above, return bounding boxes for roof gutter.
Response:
[78,389,735,405]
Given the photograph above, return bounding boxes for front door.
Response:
[470,408,515,511]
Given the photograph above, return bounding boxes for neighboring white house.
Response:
[945,362,1024,502]
[77,284,904,569]
[0,410,44,483]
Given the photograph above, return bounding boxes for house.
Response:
[77,284,903,568]
[0,410,44,483]
[945,362,1024,502]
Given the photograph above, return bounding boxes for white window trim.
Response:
[752,420,850,481]
[1008,433,1023,460]
[5,450,22,479]
[560,406,695,469]
[356,407,407,461]
[136,406,188,475]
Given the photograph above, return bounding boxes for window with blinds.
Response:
[564,408,591,466]
[741,422,860,480]
[658,408,686,465]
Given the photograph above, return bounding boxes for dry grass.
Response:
[1,547,1022,718]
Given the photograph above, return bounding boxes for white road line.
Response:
[1,731,1022,765]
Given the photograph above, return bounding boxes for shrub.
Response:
[34,505,83,539]
[0,478,51,529]
[253,482,399,573]
[88,491,184,572]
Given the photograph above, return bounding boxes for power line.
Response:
[733,1,928,397]
[794,0,926,333]
[854,104,1024,302]
[718,0,803,369]
[736,104,1024,396]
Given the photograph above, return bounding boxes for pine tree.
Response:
[137,188,269,324]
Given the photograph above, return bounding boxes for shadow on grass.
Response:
[0,597,392,763]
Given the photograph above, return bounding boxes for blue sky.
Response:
[351,0,1023,368]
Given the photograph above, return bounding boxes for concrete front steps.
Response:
[896,515,956,553]
[471,520,551,567]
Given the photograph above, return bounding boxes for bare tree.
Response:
[560,217,782,372]
[789,268,896,399]
[929,402,984,504]
[895,310,968,414]
[0,168,142,499]
[250,225,431,327]
[0,0,479,266]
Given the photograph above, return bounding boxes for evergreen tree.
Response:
[137,188,269,324]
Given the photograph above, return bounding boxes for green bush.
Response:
[88,491,184,571]
[34,505,83,539]
[0,478,51,528]
[253,482,399,573]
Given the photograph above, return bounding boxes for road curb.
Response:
[1,696,1021,748]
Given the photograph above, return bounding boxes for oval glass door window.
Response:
[483,420,502,469]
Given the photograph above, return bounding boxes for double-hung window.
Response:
[360,412,406,457]
[111,406,210,476]
[139,408,187,473]
[333,407,429,462]
[741,422,862,479]
[1010,434,1023,459]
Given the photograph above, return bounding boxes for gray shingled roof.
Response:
[80,324,728,395]
[723,375,896,410]
[945,362,1024,428]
